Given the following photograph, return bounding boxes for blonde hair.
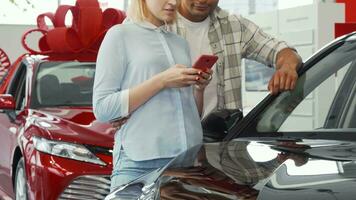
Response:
[127,0,147,23]
[127,0,178,24]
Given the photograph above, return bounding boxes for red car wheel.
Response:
[15,157,28,200]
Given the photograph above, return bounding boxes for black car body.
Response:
[106,32,356,200]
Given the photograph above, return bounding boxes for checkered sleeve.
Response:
[238,15,293,68]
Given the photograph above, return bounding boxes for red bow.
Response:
[22,0,126,61]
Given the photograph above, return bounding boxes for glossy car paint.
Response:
[22,150,112,199]
[0,95,16,109]
[0,55,115,200]
[119,138,356,200]
[106,137,356,200]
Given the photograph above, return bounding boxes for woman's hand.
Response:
[195,69,213,91]
[111,116,130,131]
[158,64,200,89]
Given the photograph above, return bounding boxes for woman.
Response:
[93,0,212,191]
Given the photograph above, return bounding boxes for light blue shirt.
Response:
[93,22,203,161]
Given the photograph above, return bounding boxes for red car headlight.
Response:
[33,136,107,166]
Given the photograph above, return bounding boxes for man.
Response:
[176,0,301,116]
[113,0,302,126]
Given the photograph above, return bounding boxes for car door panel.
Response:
[0,63,27,197]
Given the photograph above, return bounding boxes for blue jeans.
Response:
[110,146,172,192]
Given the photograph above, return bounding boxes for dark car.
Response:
[106,32,356,200]
[0,55,115,200]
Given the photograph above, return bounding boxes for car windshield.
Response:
[31,61,95,108]
[243,36,356,135]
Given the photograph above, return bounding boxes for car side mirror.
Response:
[0,94,16,110]
[202,109,243,142]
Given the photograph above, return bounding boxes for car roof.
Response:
[23,55,95,65]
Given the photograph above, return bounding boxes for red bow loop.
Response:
[53,5,77,27]
[46,27,83,53]
[76,7,103,47]
[75,0,100,8]
[102,8,126,30]
[22,29,51,55]
[37,13,55,31]
[0,48,11,69]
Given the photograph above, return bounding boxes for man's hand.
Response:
[111,116,129,131]
[268,48,302,95]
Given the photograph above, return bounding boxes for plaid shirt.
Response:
[174,7,291,110]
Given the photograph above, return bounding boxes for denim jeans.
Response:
[110,146,172,192]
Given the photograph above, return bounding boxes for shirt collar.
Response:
[135,20,172,33]
[210,7,229,22]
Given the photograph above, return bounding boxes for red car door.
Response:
[0,62,28,198]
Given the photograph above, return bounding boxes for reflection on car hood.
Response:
[118,137,356,200]
[29,107,115,148]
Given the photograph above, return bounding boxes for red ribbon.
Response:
[22,0,126,61]
[0,48,11,85]
[0,48,11,69]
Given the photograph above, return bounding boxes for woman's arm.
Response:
[129,65,200,113]
[194,89,204,116]
[93,26,129,122]
[193,70,213,116]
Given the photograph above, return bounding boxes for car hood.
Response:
[29,107,115,148]
[112,137,356,200]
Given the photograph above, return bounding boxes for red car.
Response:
[0,55,115,200]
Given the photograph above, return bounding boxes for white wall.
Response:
[0,24,36,63]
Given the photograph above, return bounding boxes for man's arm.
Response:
[268,48,302,95]
[238,15,302,94]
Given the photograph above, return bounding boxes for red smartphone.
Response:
[192,54,218,71]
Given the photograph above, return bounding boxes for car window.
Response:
[244,60,274,91]
[254,39,356,132]
[31,62,95,108]
[277,62,354,131]
[324,62,356,129]
[7,63,27,110]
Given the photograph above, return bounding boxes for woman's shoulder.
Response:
[104,23,140,44]
[107,23,135,35]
